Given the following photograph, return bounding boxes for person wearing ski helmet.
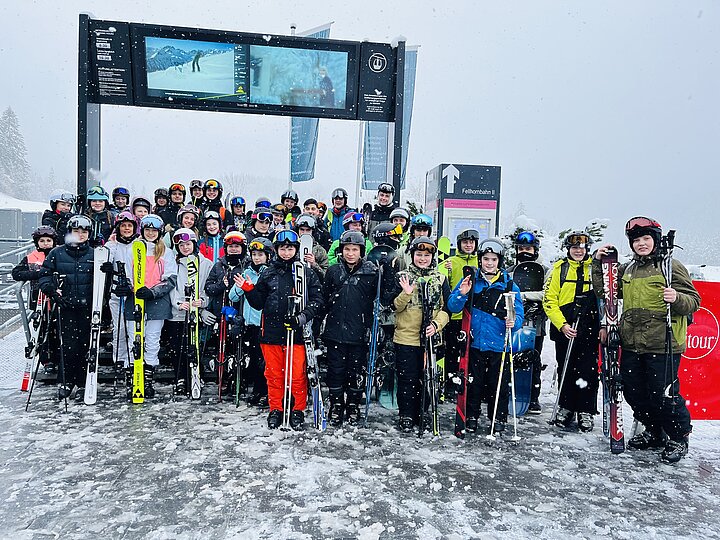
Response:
[542,230,600,432]
[321,229,388,426]
[367,183,398,235]
[295,213,329,281]
[281,189,301,221]
[122,214,177,399]
[230,236,274,406]
[110,186,131,214]
[153,188,170,215]
[224,196,248,232]
[245,207,273,244]
[43,191,76,246]
[39,214,96,400]
[131,196,152,220]
[592,217,699,463]
[389,207,411,241]
[84,185,114,247]
[201,179,226,220]
[324,187,354,242]
[447,237,523,435]
[198,210,225,264]
[390,236,451,432]
[327,211,373,266]
[189,179,204,206]
[302,198,332,251]
[238,229,324,430]
[166,227,213,396]
[176,204,200,233]
[270,203,287,231]
[393,213,434,271]
[371,222,404,252]
[507,230,548,414]
[161,183,187,230]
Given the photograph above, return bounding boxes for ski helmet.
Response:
[281,189,299,203]
[67,214,93,232]
[203,179,223,196]
[625,216,662,251]
[342,211,364,230]
[331,188,348,201]
[273,229,300,250]
[317,201,327,217]
[140,214,164,236]
[562,230,592,250]
[230,196,246,208]
[456,229,480,253]
[478,237,505,265]
[112,186,130,200]
[255,197,272,209]
[248,237,274,258]
[515,230,540,250]
[410,213,433,235]
[372,222,403,250]
[189,179,203,190]
[49,191,76,210]
[271,204,286,217]
[115,210,139,232]
[86,185,110,202]
[389,207,411,228]
[154,188,169,202]
[295,213,316,231]
[32,225,58,245]
[172,228,198,250]
[169,182,186,195]
[131,196,152,212]
[203,210,223,230]
[377,182,395,195]
[339,230,367,257]
[224,231,247,257]
[409,236,437,262]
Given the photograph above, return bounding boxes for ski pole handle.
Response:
[503,291,516,321]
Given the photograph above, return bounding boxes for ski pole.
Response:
[660,231,676,405]
[53,274,68,414]
[25,297,50,411]
[488,292,517,440]
[504,292,520,441]
[548,318,581,425]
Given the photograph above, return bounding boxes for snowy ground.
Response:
[1,328,719,540]
[147,51,235,95]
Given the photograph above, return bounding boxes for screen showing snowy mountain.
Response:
[249,46,348,109]
[144,37,246,101]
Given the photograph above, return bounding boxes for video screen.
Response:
[144,37,248,102]
[249,46,348,109]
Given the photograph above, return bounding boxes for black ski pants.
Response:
[444,319,463,383]
[530,335,545,403]
[553,333,599,414]
[395,343,426,420]
[56,306,91,388]
[164,320,188,381]
[621,351,692,442]
[326,341,366,405]
[245,325,267,397]
[467,349,510,422]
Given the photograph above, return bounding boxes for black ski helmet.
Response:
[154,188,169,203]
[112,186,130,201]
[189,179,203,191]
[372,222,403,250]
[273,229,300,250]
[248,237,275,259]
[377,182,395,195]
[32,225,58,246]
[456,229,480,253]
[625,216,662,252]
[409,236,437,255]
[203,179,223,198]
[339,230,367,257]
[281,189,299,204]
[169,183,187,201]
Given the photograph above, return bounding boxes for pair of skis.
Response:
[363,253,384,427]
[418,278,440,437]
[18,287,50,393]
[175,256,202,400]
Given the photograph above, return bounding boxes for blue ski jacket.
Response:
[229,263,265,327]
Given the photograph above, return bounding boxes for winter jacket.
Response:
[244,257,324,345]
[321,259,379,345]
[106,237,136,296]
[244,227,272,245]
[42,209,71,245]
[224,212,248,233]
[229,262,266,327]
[446,252,479,321]
[591,254,700,355]
[447,269,524,353]
[85,209,114,247]
[158,202,182,231]
[367,203,396,235]
[39,242,95,308]
[204,255,246,316]
[123,241,178,321]
[393,264,451,347]
[324,205,353,241]
[313,224,332,252]
[13,250,48,300]
[170,253,213,321]
[198,234,224,265]
[508,260,549,336]
[543,257,595,332]
[327,238,374,266]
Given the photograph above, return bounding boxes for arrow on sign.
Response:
[442,164,460,194]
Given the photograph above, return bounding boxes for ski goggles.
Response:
[516,231,537,245]
[249,240,268,251]
[173,232,195,244]
[274,230,299,244]
[205,180,220,190]
[224,232,246,245]
[87,185,107,197]
[169,183,186,193]
[343,212,364,224]
[566,234,590,246]
[231,197,246,207]
[113,187,130,197]
[413,241,437,254]
[625,216,661,233]
[254,212,272,223]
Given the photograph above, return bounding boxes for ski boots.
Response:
[578,413,594,432]
[329,402,345,427]
[345,404,362,426]
[74,387,85,402]
[248,393,268,407]
[628,429,666,450]
[290,410,305,431]
[466,417,479,433]
[267,410,283,430]
[399,416,414,433]
[144,365,156,399]
[528,402,542,415]
[553,408,574,428]
[57,384,73,399]
[487,421,506,435]
[661,438,689,463]
[175,378,187,396]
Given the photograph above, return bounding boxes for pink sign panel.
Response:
[444,199,497,210]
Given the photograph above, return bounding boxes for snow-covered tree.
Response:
[0,107,32,198]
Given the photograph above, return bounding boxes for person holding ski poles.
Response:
[543,231,600,432]
[592,217,700,463]
[39,215,96,400]
[447,237,524,434]
[237,230,324,430]
[392,236,451,432]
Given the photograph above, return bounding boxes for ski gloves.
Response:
[100,261,114,275]
[200,309,217,325]
[135,286,154,300]
[284,312,308,330]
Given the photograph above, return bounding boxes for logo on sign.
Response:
[683,306,719,360]
[368,53,387,73]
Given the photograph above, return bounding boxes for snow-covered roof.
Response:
[0,192,46,213]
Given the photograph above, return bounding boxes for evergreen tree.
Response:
[0,107,31,198]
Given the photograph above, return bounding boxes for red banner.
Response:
[680,281,720,420]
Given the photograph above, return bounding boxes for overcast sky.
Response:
[1,1,718,260]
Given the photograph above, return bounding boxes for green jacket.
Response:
[592,255,700,354]
[446,252,478,320]
[393,265,450,347]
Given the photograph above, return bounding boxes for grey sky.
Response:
[1,1,717,261]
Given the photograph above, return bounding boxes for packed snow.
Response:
[0,328,718,539]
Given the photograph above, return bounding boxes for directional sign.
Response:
[442,164,460,194]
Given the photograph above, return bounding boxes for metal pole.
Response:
[391,41,406,207]
[287,24,297,191]
[355,121,365,209]
[78,13,100,209]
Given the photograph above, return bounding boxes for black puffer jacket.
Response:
[39,242,95,308]
[42,209,71,245]
[205,255,246,316]
[158,202,182,230]
[245,257,324,345]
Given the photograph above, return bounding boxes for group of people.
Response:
[13,178,700,463]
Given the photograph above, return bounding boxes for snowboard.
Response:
[131,240,146,404]
[510,261,545,417]
[367,245,395,264]
[84,246,111,405]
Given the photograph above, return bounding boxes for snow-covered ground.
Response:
[1,327,718,539]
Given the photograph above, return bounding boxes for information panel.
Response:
[88,20,134,105]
